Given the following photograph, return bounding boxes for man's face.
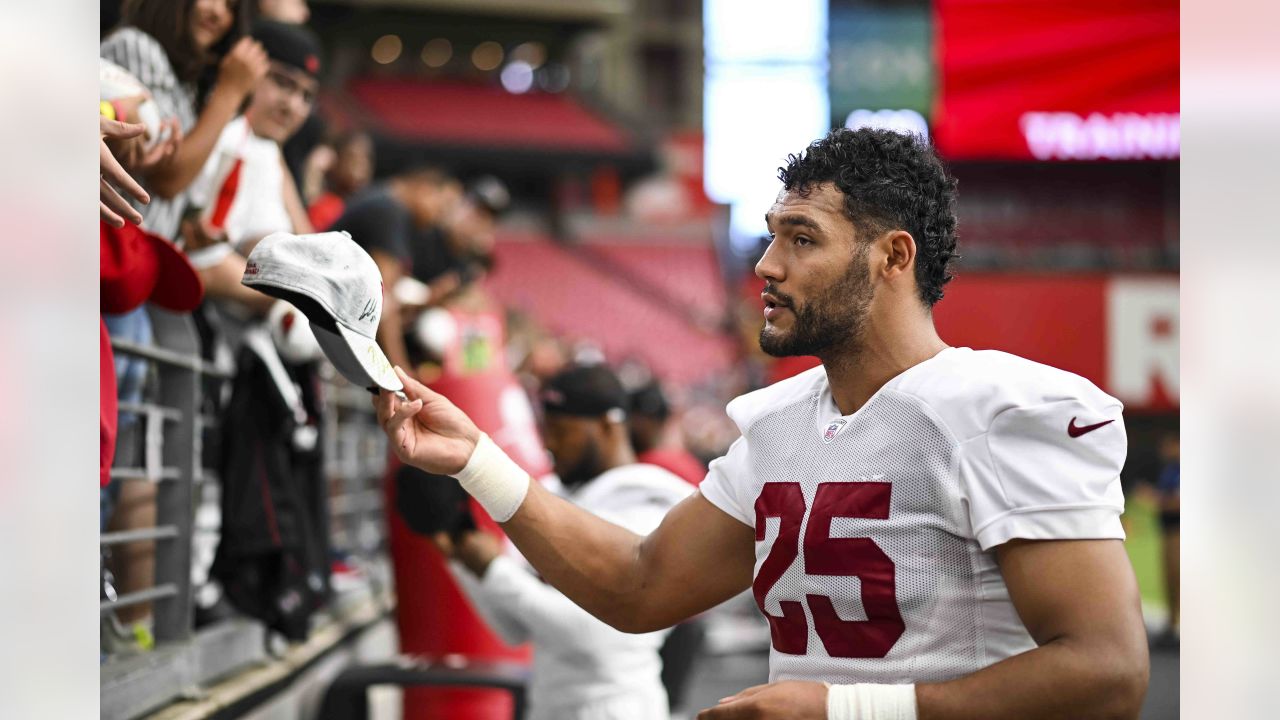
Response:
[756,182,875,358]
[445,199,497,257]
[407,179,460,228]
[542,413,605,488]
[333,135,373,194]
[247,62,317,143]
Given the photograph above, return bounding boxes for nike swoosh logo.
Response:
[1068,417,1115,438]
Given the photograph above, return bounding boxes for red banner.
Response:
[933,0,1179,160]
[933,274,1178,410]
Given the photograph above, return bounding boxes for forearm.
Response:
[916,639,1147,720]
[197,252,275,315]
[500,481,657,632]
[149,88,242,198]
[282,157,314,234]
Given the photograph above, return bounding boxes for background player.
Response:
[438,364,692,720]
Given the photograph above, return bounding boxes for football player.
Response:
[375,128,1149,720]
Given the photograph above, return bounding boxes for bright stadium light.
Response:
[703,0,828,248]
[501,61,535,94]
[371,34,402,65]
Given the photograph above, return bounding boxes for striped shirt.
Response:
[100,27,199,242]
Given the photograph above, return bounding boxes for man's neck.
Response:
[819,316,947,416]
[599,442,637,474]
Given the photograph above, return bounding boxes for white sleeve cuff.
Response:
[696,484,752,527]
[974,505,1125,551]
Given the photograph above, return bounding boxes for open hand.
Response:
[374,366,481,475]
[100,116,149,227]
[696,681,828,720]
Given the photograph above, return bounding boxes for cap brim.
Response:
[310,321,403,392]
[145,231,204,312]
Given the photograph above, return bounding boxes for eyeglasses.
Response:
[266,68,316,105]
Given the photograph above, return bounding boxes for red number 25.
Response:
[752,482,905,658]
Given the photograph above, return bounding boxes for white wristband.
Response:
[827,683,917,720]
[452,433,530,522]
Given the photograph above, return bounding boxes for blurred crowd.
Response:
[98,0,739,663]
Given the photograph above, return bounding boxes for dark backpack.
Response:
[212,335,329,641]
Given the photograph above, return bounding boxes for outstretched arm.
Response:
[376,367,755,632]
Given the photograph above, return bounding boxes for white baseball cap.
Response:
[242,231,403,393]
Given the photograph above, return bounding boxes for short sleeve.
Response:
[697,437,754,528]
[959,397,1127,550]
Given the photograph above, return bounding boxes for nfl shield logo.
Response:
[823,419,847,444]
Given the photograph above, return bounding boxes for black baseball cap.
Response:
[252,20,322,78]
[629,380,670,420]
[540,364,627,420]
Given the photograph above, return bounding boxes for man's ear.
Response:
[879,229,917,281]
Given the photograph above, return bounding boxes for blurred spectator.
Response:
[100,0,263,634]
[396,175,512,357]
[182,19,321,315]
[1155,433,1180,642]
[440,175,509,270]
[100,220,205,654]
[438,364,692,720]
[251,0,322,190]
[175,21,328,630]
[101,0,265,241]
[307,131,375,231]
[628,380,707,486]
[329,167,460,371]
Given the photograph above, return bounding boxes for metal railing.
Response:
[101,308,394,720]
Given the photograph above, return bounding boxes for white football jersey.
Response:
[699,347,1127,684]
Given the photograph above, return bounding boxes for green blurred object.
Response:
[828,2,934,125]
[1124,495,1167,610]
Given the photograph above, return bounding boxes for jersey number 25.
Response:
[753,481,905,658]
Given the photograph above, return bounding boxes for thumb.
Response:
[395,365,444,405]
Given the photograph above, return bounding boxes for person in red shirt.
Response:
[627,380,706,486]
[307,130,374,231]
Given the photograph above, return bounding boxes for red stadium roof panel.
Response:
[345,78,633,153]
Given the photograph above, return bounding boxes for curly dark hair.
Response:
[778,128,959,306]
